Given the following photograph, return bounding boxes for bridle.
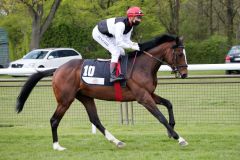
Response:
[171,45,188,74]
[143,43,188,77]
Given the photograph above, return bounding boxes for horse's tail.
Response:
[16,68,56,113]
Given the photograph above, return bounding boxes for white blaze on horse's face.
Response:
[179,48,188,79]
[183,49,188,65]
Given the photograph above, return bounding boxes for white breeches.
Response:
[92,26,125,63]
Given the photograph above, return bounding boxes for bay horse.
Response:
[16,34,188,151]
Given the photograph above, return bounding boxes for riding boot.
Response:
[110,62,124,82]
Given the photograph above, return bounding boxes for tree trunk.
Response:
[168,0,180,34]
[226,0,234,46]
[197,0,206,39]
[209,0,214,35]
[237,23,240,41]
[29,3,43,50]
[30,19,41,50]
[175,0,180,34]
[20,0,61,50]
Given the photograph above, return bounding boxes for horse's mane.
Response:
[128,34,177,57]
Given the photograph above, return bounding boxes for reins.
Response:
[143,51,164,64]
[128,50,165,79]
[127,51,138,79]
[143,50,180,77]
[127,51,165,79]
[128,43,188,79]
[143,50,179,75]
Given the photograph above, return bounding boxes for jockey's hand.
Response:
[131,43,140,51]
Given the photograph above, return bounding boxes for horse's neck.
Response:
[128,43,170,76]
[150,43,169,60]
[139,44,169,73]
[133,52,162,74]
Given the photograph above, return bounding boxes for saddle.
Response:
[81,55,128,87]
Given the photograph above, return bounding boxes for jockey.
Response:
[92,6,144,82]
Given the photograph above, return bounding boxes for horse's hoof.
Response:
[179,140,188,146]
[53,142,66,151]
[178,137,188,147]
[116,141,126,148]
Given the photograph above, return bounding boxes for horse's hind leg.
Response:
[50,100,74,151]
[152,94,175,137]
[76,94,125,148]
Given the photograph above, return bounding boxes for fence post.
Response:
[130,102,134,125]
[119,102,134,125]
[125,102,129,125]
[119,102,123,124]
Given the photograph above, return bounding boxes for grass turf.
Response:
[0,124,239,160]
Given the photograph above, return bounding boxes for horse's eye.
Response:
[178,52,184,57]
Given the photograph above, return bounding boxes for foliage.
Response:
[186,35,228,64]
[41,0,108,59]
[41,23,104,59]
[0,0,239,62]
[0,3,31,59]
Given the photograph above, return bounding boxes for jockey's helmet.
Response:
[127,6,144,17]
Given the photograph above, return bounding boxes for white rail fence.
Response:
[1,64,239,134]
[0,63,240,76]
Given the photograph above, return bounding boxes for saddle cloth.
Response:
[81,55,128,87]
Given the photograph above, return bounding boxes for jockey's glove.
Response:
[131,43,140,51]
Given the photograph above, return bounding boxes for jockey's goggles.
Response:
[135,16,143,19]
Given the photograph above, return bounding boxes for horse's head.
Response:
[164,36,188,79]
[137,34,188,78]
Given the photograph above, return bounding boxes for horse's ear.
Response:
[179,36,184,42]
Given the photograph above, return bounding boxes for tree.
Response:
[18,0,61,50]
[156,0,180,34]
[169,0,180,34]
[1,0,239,63]
[209,0,214,35]
[225,0,234,46]
[213,0,240,46]
[98,0,116,9]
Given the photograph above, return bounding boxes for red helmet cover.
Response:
[127,7,144,17]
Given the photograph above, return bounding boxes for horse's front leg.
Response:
[140,93,187,146]
[152,94,175,137]
[127,81,188,146]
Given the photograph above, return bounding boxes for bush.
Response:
[185,35,228,64]
[41,23,109,59]
[41,23,229,64]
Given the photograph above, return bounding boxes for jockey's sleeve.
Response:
[115,22,132,49]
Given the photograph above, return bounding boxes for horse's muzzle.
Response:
[181,73,188,79]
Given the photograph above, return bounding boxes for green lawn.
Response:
[0,124,239,160]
